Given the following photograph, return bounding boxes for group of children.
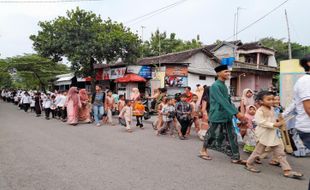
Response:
[152,92,206,140]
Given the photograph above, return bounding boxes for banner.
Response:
[110,67,126,79]
[102,69,111,80]
[164,76,188,87]
[127,65,152,78]
[165,66,188,76]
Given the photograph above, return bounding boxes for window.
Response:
[199,75,206,80]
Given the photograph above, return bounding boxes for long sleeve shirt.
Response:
[208,80,238,123]
[254,106,282,147]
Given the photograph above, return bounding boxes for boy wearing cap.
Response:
[199,65,245,164]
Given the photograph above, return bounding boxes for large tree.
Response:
[30,7,141,92]
[260,37,310,62]
[6,54,69,91]
[142,29,202,57]
[0,60,13,89]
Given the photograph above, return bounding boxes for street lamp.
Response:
[238,73,246,96]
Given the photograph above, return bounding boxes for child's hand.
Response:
[273,121,284,128]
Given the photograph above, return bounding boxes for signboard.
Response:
[127,65,152,78]
[165,76,188,87]
[102,69,111,80]
[165,66,188,76]
[110,67,126,79]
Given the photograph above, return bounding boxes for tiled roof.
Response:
[237,42,275,52]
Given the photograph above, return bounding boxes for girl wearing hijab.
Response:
[65,87,81,125]
[78,89,91,123]
[130,88,140,101]
[240,88,255,114]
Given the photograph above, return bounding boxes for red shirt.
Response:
[185,92,193,103]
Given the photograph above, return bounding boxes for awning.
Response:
[115,73,146,83]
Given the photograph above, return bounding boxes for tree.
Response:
[6,54,69,91]
[142,29,202,57]
[0,60,13,89]
[260,37,310,62]
[30,7,141,92]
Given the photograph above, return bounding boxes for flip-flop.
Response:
[269,161,281,167]
[198,155,212,160]
[231,160,247,165]
[244,165,261,173]
[283,171,303,180]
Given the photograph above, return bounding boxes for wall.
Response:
[214,45,235,59]
[237,73,273,95]
[183,52,216,70]
[188,73,216,89]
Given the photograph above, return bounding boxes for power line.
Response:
[125,0,189,25]
[225,0,289,41]
[0,0,104,3]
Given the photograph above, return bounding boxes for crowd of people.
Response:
[1,55,310,181]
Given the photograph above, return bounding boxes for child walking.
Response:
[245,91,303,179]
[190,94,201,136]
[175,94,192,140]
[105,90,115,125]
[43,94,52,120]
[157,98,176,136]
[243,105,257,153]
[133,98,145,128]
[119,100,133,133]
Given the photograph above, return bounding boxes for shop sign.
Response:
[110,67,126,79]
[127,65,152,78]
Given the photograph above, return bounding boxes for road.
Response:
[0,101,309,190]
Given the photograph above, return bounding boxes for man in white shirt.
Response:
[55,91,67,120]
[294,55,310,149]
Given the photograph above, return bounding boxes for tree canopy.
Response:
[260,37,310,62]
[30,7,141,91]
[142,29,202,57]
[1,54,69,90]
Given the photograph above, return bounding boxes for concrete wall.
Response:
[188,73,216,89]
[214,45,235,59]
[183,52,216,70]
[238,73,273,94]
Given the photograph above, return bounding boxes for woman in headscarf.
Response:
[240,88,255,114]
[65,87,81,125]
[130,88,140,102]
[78,89,91,123]
[198,85,210,140]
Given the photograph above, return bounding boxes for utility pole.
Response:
[141,26,145,42]
[234,7,245,41]
[285,9,292,59]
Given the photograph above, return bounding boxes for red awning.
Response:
[115,73,146,83]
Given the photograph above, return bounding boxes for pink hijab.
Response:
[67,87,80,106]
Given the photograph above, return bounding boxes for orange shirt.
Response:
[133,102,145,116]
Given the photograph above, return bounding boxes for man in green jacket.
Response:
[199,65,245,164]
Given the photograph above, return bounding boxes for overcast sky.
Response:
[0,0,309,58]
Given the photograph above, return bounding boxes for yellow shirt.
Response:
[254,106,283,147]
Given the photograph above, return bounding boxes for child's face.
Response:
[246,91,253,98]
[273,96,280,106]
[127,101,132,106]
[192,96,198,102]
[248,107,256,116]
[181,97,187,102]
[108,92,112,96]
[168,99,173,105]
[260,95,274,108]
[120,96,125,100]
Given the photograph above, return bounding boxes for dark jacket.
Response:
[91,91,106,105]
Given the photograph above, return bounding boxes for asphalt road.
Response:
[0,101,309,190]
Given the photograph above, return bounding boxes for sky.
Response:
[0,0,309,58]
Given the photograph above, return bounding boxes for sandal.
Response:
[255,158,262,164]
[245,165,261,173]
[231,160,247,165]
[198,155,212,160]
[269,161,280,167]
[283,171,303,179]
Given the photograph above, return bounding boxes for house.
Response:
[206,41,279,96]
[93,47,220,95]
[53,73,90,91]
